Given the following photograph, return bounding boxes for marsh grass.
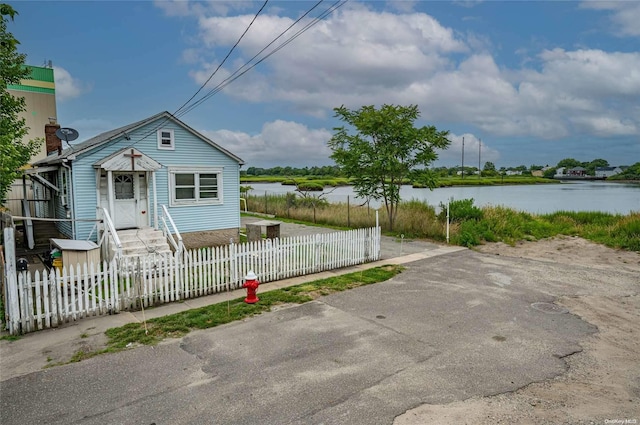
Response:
[242,176,351,186]
[246,192,639,251]
[429,176,557,187]
[450,206,639,250]
[242,175,554,188]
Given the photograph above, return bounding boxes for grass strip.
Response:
[103,265,402,351]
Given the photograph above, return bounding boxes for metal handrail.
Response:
[160,205,184,255]
[98,207,122,258]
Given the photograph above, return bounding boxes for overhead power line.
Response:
[176,0,348,118]
[173,0,269,118]
[112,0,271,151]
[112,0,346,151]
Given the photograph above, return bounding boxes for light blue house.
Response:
[32,111,244,250]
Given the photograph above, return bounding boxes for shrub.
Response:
[609,214,640,250]
[438,198,483,223]
[296,182,325,191]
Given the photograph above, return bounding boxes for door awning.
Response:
[94,148,162,172]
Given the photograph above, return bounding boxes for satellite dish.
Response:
[55,127,79,143]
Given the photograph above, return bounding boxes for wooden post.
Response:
[3,228,18,334]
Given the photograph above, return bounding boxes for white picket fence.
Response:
[3,227,380,335]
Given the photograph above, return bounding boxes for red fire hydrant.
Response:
[243,271,260,304]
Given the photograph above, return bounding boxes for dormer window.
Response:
[157,129,175,150]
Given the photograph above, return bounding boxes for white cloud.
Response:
[192,6,467,110]
[580,1,640,37]
[570,115,638,136]
[181,48,201,64]
[168,2,640,146]
[203,120,333,167]
[53,66,89,101]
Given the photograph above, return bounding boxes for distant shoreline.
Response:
[553,176,606,181]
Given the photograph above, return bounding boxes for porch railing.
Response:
[94,207,122,259]
[160,205,184,256]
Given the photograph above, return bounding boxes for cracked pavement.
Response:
[3,245,635,425]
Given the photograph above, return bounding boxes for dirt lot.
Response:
[396,236,640,425]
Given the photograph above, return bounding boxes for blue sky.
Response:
[9,0,640,169]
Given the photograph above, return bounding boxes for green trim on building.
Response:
[7,84,55,94]
[7,65,55,94]
[25,65,55,83]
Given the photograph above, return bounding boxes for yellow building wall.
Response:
[16,90,57,162]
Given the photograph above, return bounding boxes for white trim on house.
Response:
[94,148,162,172]
[168,166,224,207]
[157,129,175,150]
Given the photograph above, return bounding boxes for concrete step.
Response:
[121,247,173,257]
[115,227,173,258]
[117,228,165,241]
[119,238,169,249]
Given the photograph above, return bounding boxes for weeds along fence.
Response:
[3,227,380,335]
[245,190,381,229]
[245,190,447,240]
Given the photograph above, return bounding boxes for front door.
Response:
[113,173,137,229]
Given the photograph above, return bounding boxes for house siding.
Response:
[67,117,241,241]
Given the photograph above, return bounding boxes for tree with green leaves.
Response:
[543,167,556,179]
[1,4,41,204]
[557,158,582,169]
[585,158,609,176]
[483,161,496,172]
[328,104,450,231]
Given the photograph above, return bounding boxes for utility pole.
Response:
[461,137,465,179]
[478,138,481,179]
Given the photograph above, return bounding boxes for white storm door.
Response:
[113,173,137,229]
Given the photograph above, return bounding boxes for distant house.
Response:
[505,170,522,176]
[29,111,244,249]
[567,167,587,176]
[554,167,566,177]
[595,166,623,178]
[531,170,543,177]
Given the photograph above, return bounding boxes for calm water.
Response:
[247,181,640,215]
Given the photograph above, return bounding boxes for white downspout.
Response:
[62,160,76,239]
[95,169,102,243]
[153,171,158,230]
[107,170,114,228]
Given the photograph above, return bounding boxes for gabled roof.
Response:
[34,111,244,166]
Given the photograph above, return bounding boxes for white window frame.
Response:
[168,167,223,207]
[157,129,175,150]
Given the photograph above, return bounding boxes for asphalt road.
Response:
[2,247,628,425]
